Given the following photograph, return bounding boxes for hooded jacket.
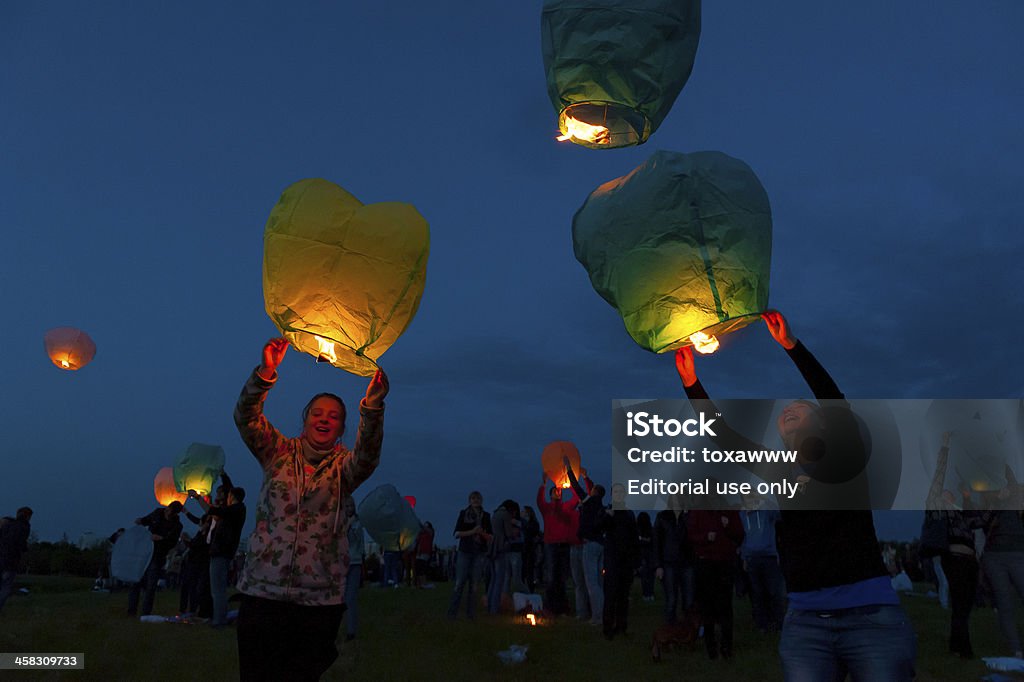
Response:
[234,368,383,606]
[740,509,780,559]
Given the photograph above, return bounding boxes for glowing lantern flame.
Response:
[556,115,611,145]
[689,331,720,355]
[60,359,70,368]
[561,482,571,489]
[526,614,537,626]
[315,336,338,364]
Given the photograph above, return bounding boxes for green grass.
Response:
[0,576,1021,681]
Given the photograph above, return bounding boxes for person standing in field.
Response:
[0,507,33,613]
[234,337,388,681]
[447,491,492,620]
[128,502,183,617]
[675,310,916,681]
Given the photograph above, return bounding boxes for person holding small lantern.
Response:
[234,337,388,681]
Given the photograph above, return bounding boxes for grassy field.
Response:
[0,575,1021,681]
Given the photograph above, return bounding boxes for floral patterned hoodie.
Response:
[234,368,384,606]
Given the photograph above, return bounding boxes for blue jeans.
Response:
[487,552,508,613]
[127,560,162,616]
[933,556,949,609]
[383,551,402,586]
[983,550,1024,654]
[210,557,230,626]
[746,555,787,631]
[582,541,604,624]
[0,570,16,612]
[506,551,525,593]
[544,544,570,615]
[570,544,589,619]
[662,562,695,624]
[447,551,483,619]
[779,604,916,681]
[344,563,362,637]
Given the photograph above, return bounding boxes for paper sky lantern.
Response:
[263,178,430,377]
[573,150,772,354]
[154,467,188,507]
[403,495,417,509]
[542,0,701,148]
[541,441,582,489]
[358,484,422,552]
[44,327,96,370]
[922,400,1020,493]
[110,525,155,583]
[173,443,225,497]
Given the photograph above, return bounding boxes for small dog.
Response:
[651,609,702,662]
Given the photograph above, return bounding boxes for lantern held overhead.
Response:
[173,443,225,497]
[110,525,154,583]
[542,0,701,149]
[573,150,772,354]
[358,484,422,552]
[154,467,188,507]
[44,327,97,370]
[541,441,582,489]
[263,178,430,377]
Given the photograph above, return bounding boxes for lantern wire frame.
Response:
[654,312,764,354]
[287,328,380,376]
[558,102,651,149]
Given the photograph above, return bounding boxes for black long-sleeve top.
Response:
[600,509,639,562]
[138,508,184,563]
[567,466,604,543]
[207,503,247,558]
[683,341,888,594]
[652,509,693,568]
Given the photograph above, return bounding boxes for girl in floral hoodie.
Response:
[234,338,387,681]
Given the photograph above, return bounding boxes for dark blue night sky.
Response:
[2,2,1021,544]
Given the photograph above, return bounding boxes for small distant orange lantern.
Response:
[154,467,188,507]
[44,327,97,370]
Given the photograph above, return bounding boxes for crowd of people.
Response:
[3,319,1023,682]
[436,312,1023,682]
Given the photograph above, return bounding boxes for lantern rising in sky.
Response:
[573,150,772,354]
[154,467,188,507]
[263,178,430,377]
[542,0,701,149]
[44,327,96,370]
[173,443,225,497]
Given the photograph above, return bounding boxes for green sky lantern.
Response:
[358,484,422,552]
[173,443,225,497]
[263,178,430,377]
[573,150,772,354]
[542,0,701,149]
